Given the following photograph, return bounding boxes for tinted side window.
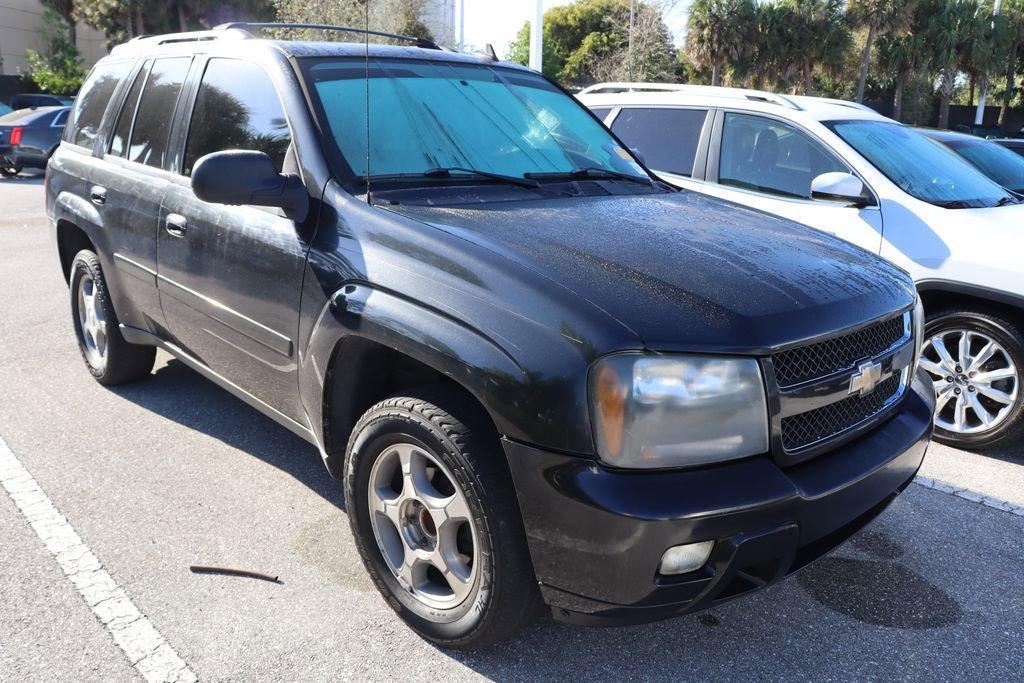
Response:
[183,59,291,176]
[611,108,707,176]
[66,60,131,148]
[719,113,847,199]
[109,62,149,158]
[52,110,69,127]
[128,57,191,168]
[589,107,612,122]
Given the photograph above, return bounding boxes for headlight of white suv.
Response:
[589,354,769,469]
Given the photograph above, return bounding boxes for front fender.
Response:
[299,283,596,465]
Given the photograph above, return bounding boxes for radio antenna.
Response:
[364,1,371,203]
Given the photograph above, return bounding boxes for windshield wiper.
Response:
[525,167,655,187]
[934,199,975,209]
[365,167,543,192]
[995,195,1019,207]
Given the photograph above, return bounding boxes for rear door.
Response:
[702,111,884,253]
[606,106,711,192]
[157,56,308,422]
[88,56,194,335]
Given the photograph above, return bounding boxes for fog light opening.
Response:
[659,540,714,575]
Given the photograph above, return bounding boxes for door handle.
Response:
[165,213,188,237]
[89,186,106,205]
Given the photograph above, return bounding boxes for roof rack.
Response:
[215,22,442,50]
[577,82,805,111]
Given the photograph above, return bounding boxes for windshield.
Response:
[303,57,648,185]
[828,120,1014,208]
[945,138,1024,194]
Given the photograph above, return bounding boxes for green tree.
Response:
[997,0,1024,125]
[782,0,851,95]
[877,12,926,119]
[848,0,913,102]
[685,0,756,86]
[750,2,802,90]
[920,0,977,128]
[507,0,676,85]
[25,8,85,94]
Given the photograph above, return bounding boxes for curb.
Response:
[914,475,1024,517]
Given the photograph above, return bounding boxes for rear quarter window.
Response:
[610,107,708,176]
[66,60,132,149]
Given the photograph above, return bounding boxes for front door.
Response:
[702,111,884,254]
[157,56,307,423]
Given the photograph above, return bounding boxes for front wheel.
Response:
[920,308,1024,449]
[345,389,542,649]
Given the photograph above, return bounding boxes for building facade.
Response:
[0,0,106,77]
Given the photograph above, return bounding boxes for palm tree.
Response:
[920,0,977,128]
[752,2,802,90]
[782,0,852,95]
[877,18,924,120]
[999,0,1024,126]
[848,0,914,102]
[685,0,757,86]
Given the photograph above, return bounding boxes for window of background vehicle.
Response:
[829,120,1013,208]
[611,108,707,176]
[109,62,149,158]
[126,57,191,168]
[183,59,292,176]
[719,113,847,199]
[52,110,69,127]
[589,107,611,122]
[304,58,647,181]
[66,60,132,149]
[947,139,1024,194]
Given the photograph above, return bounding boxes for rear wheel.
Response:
[345,389,542,649]
[0,164,21,178]
[70,250,156,385]
[920,308,1024,449]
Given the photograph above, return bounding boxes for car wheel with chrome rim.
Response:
[920,307,1024,449]
[345,389,542,649]
[69,250,156,385]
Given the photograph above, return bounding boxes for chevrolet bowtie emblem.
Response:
[849,360,883,396]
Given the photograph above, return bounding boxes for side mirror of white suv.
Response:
[811,172,873,208]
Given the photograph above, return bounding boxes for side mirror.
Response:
[811,172,873,208]
[191,150,308,222]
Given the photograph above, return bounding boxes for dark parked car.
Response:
[0,106,70,176]
[8,93,75,110]
[46,24,934,648]
[920,128,1024,194]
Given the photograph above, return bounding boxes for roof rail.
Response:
[215,22,441,50]
[577,82,688,95]
[110,28,250,54]
[578,82,805,111]
[793,96,875,113]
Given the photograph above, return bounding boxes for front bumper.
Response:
[503,368,935,626]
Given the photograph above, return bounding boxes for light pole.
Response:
[975,0,1003,126]
[530,0,543,72]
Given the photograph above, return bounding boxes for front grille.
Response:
[773,315,905,388]
[780,373,902,451]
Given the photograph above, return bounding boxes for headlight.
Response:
[589,354,769,469]
[912,297,926,375]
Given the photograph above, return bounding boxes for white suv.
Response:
[579,83,1024,450]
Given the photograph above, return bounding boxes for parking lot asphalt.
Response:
[1,175,1022,681]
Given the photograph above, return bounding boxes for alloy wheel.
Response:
[920,328,1018,435]
[77,274,108,368]
[367,442,477,610]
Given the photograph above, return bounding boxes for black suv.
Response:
[46,24,934,648]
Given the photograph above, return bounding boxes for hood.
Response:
[389,191,916,352]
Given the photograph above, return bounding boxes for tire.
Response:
[69,250,156,385]
[0,165,21,178]
[344,388,542,649]
[920,307,1024,450]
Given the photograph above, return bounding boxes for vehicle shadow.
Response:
[108,357,344,509]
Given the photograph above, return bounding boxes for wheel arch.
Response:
[56,219,96,284]
[300,284,543,479]
[917,280,1024,325]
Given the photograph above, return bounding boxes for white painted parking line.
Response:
[0,436,196,682]
[914,476,1024,517]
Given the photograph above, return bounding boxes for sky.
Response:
[459,0,691,59]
